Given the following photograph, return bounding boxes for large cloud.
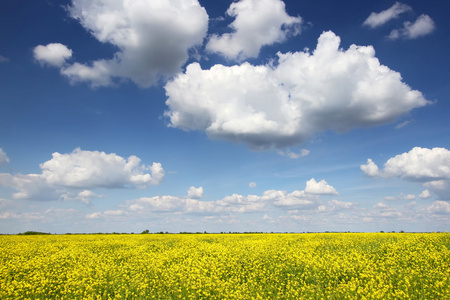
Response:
[58,0,208,87]
[0,148,164,202]
[206,0,302,60]
[361,147,450,200]
[363,2,412,28]
[165,31,429,150]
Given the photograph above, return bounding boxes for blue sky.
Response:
[0,0,449,234]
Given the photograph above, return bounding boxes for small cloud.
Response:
[278,148,310,159]
[249,182,257,188]
[0,148,9,166]
[363,2,412,28]
[360,158,381,177]
[187,186,203,199]
[328,199,353,210]
[388,14,435,40]
[384,193,416,201]
[86,212,101,219]
[33,43,72,67]
[419,189,431,199]
[0,55,9,63]
[395,120,411,129]
[304,178,338,195]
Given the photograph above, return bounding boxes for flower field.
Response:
[1,233,449,299]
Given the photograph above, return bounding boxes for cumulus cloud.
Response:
[419,189,432,199]
[60,190,104,205]
[360,159,381,177]
[56,0,208,87]
[0,173,59,201]
[125,178,336,216]
[304,178,338,195]
[165,31,429,150]
[363,2,412,28]
[40,148,164,189]
[326,199,354,212]
[382,147,450,181]
[388,14,435,40]
[187,186,203,199]
[362,147,450,181]
[0,148,9,166]
[372,202,402,218]
[206,0,302,60]
[249,182,257,188]
[33,43,73,67]
[362,147,450,200]
[0,148,164,202]
[426,201,450,214]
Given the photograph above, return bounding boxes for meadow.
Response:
[0,232,449,299]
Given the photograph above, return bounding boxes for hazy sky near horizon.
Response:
[1,0,449,233]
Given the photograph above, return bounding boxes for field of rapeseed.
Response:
[1,233,449,299]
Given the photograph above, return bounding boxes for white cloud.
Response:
[360,159,381,177]
[40,148,164,189]
[362,147,450,181]
[0,148,9,166]
[304,178,338,195]
[60,190,104,205]
[328,199,353,210]
[0,55,9,63]
[165,31,429,150]
[363,2,412,28]
[362,147,450,201]
[384,193,416,201]
[395,120,411,129]
[317,199,355,213]
[372,202,403,218]
[33,43,73,67]
[59,0,208,87]
[277,148,309,159]
[206,0,302,60]
[0,173,58,201]
[0,148,163,202]
[86,212,102,219]
[389,14,435,40]
[0,211,45,221]
[383,147,450,181]
[426,201,450,214]
[419,189,431,199]
[249,182,257,188]
[125,178,335,216]
[187,186,203,199]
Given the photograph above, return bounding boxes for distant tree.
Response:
[141,229,150,234]
[18,231,50,235]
